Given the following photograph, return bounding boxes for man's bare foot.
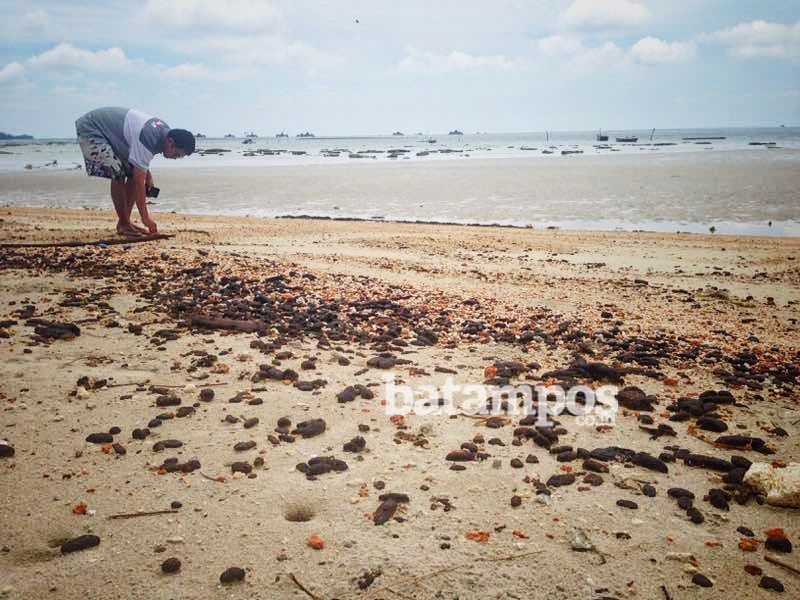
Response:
[116,225,145,238]
[131,224,150,235]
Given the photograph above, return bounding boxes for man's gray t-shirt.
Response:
[75,107,170,171]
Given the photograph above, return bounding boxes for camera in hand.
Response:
[146,186,160,198]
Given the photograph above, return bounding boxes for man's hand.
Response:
[142,216,158,234]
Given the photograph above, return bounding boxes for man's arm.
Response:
[131,168,157,234]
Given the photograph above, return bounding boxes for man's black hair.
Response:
[167,129,195,155]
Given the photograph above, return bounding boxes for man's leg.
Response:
[123,178,150,234]
[110,179,144,236]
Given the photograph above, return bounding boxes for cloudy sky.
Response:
[0,0,798,137]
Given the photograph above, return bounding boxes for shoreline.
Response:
[0,207,798,599]
[2,146,800,237]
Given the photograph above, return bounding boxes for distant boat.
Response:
[392,131,404,136]
[276,132,288,138]
[195,133,206,138]
[224,133,235,138]
[423,137,437,143]
[596,130,608,142]
[448,129,463,135]
[297,132,315,138]
[244,132,258,138]
[616,136,638,143]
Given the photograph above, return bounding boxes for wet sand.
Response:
[2,148,800,234]
[0,207,798,599]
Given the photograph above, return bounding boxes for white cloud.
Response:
[27,43,132,71]
[535,35,626,71]
[537,35,586,59]
[167,34,340,75]
[158,63,212,79]
[558,0,650,30]
[143,0,282,34]
[398,48,523,74]
[701,20,800,61]
[21,9,50,32]
[630,37,694,64]
[0,61,25,83]
[535,33,692,71]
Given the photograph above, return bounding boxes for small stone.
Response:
[547,473,576,487]
[293,418,326,438]
[759,576,785,592]
[85,432,113,444]
[0,440,15,458]
[686,507,705,524]
[691,573,713,588]
[582,458,608,473]
[583,473,604,486]
[219,566,246,584]
[343,436,366,453]
[667,487,695,500]
[765,536,793,553]
[642,484,656,497]
[446,449,475,462]
[231,461,252,474]
[510,494,522,507]
[132,428,150,440]
[743,564,763,576]
[161,557,181,574]
[570,529,594,552]
[233,441,257,452]
[60,534,101,554]
[199,388,215,402]
[616,499,639,509]
[156,395,181,407]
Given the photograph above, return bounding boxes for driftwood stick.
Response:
[366,549,547,598]
[0,234,174,248]
[764,553,800,576]
[108,509,178,520]
[289,573,323,600]
[188,313,267,332]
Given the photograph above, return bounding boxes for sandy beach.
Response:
[0,207,798,600]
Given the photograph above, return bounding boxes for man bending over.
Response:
[75,107,195,236]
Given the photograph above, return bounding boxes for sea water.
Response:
[1,127,798,236]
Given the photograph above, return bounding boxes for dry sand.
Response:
[0,207,798,600]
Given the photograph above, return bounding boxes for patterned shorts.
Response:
[78,136,131,181]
